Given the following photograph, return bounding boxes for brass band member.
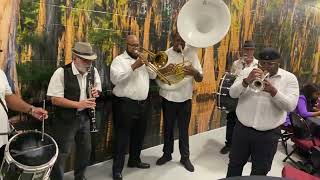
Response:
[155,33,203,172]
[0,68,48,163]
[47,42,102,180]
[110,35,156,180]
[227,48,299,177]
[220,40,258,154]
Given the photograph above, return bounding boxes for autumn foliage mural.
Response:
[0,0,320,170]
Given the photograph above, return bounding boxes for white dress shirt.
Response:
[47,62,102,110]
[157,45,203,102]
[110,51,157,100]
[231,57,258,75]
[0,70,13,148]
[229,67,299,131]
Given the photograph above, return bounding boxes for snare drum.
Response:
[0,130,58,180]
[216,72,239,112]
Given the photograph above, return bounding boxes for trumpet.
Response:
[250,71,270,93]
[134,49,172,85]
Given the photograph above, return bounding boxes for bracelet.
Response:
[27,105,35,115]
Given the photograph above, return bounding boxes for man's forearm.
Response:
[51,97,79,109]
[5,94,33,113]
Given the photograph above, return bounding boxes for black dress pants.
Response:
[227,121,280,177]
[112,96,150,174]
[49,111,91,180]
[161,98,192,159]
[225,111,237,147]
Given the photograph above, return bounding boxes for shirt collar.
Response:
[123,51,136,61]
[245,58,258,66]
[270,68,284,78]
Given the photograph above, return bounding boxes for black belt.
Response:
[117,96,148,105]
[238,120,280,133]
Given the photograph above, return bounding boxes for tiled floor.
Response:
[64,127,298,180]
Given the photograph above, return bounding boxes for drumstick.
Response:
[41,100,45,141]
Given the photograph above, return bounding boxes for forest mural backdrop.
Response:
[0,0,320,171]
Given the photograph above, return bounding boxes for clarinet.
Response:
[87,64,98,133]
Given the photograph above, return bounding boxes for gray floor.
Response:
[64,127,298,180]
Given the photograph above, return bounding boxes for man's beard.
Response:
[75,64,90,73]
[127,51,138,59]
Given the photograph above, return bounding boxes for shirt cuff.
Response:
[272,90,286,102]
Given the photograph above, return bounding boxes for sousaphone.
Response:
[157,0,231,89]
[177,0,231,48]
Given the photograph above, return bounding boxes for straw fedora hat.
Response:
[72,42,97,60]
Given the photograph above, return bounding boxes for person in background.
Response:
[220,40,258,154]
[284,83,320,126]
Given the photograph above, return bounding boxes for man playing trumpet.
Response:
[155,33,203,172]
[227,48,299,177]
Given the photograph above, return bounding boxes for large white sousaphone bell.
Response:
[156,0,231,90]
[177,0,231,48]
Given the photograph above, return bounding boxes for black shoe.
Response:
[127,161,150,169]
[113,172,123,180]
[156,154,172,165]
[220,145,231,154]
[180,158,194,172]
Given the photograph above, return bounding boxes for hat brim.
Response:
[72,51,97,60]
[243,47,255,49]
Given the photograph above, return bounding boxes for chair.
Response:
[283,146,320,179]
[279,124,293,155]
[282,165,320,180]
[283,112,320,171]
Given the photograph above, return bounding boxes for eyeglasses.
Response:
[258,61,279,67]
[127,43,140,48]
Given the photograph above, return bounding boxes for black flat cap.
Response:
[258,48,281,61]
[243,40,255,49]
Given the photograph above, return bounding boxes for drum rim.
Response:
[217,72,238,111]
[217,72,228,109]
[4,130,59,171]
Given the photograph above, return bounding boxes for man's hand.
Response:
[91,87,100,98]
[159,63,175,74]
[244,68,264,84]
[183,65,197,76]
[77,98,96,109]
[263,79,278,97]
[31,107,48,120]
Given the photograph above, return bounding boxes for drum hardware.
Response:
[41,100,45,141]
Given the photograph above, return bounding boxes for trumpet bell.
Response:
[177,0,231,48]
